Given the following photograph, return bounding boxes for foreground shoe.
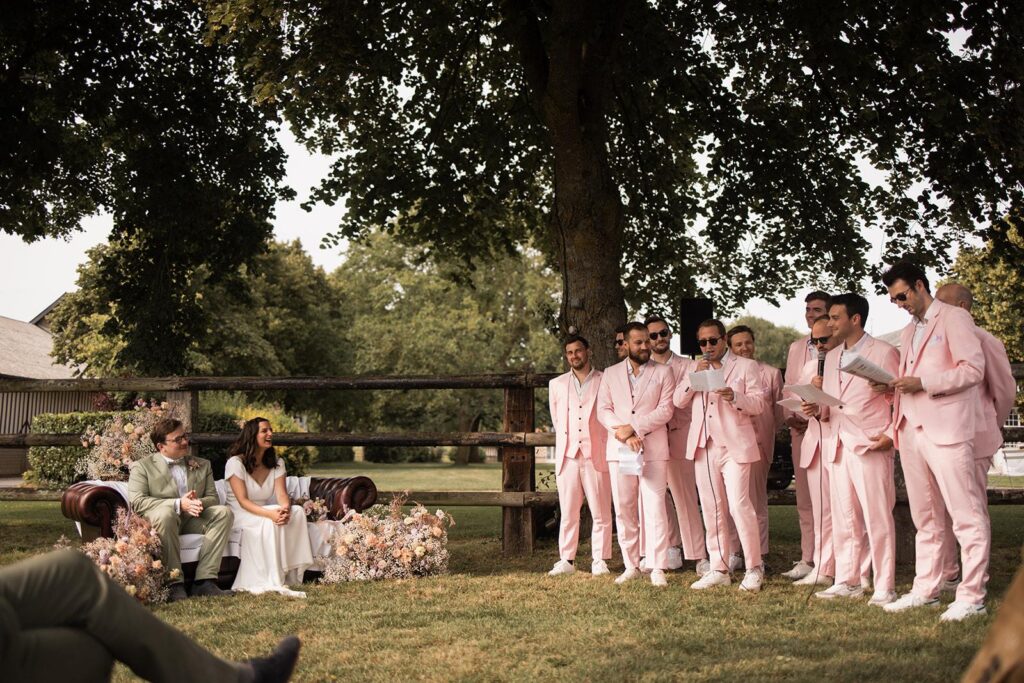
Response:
[638,557,652,574]
[939,601,986,622]
[882,592,941,613]
[650,569,668,587]
[242,635,301,683]
[548,559,576,576]
[667,547,684,570]
[739,567,764,593]
[868,590,898,606]
[940,577,962,593]
[191,580,234,598]
[591,559,610,576]
[815,582,864,600]
[167,582,189,603]
[695,559,711,577]
[728,553,744,572]
[691,570,731,590]
[781,560,814,580]
[793,571,832,586]
[615,567,641,585]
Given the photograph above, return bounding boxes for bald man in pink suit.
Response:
[781,291,832,580]
[597,321,677,587]
[933,283,1017,592]
[674,319,769,592]
[878,263,988,623]
[646,316,707,572]
[806,294,899,605]
[547,335,613,578]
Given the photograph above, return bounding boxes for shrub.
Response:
[317,445,355,463]
[196,402,317,478]
[26,411,124,489]
[363,445,442,463]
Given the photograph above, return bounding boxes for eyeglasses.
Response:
[649,329,670,340]
[811,335,832,345]
[614,338,625,346]
[889,287,912,304]
[167,434,190,445]
[697,337,721,347]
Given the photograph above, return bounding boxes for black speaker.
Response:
[677,297,714,356]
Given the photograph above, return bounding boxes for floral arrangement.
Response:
[294,496,331,523]
[72,508,174,605]
[76,399,186,481]
[319,493,454,583]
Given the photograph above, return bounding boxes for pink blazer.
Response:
[549,370,609,474]
[973,326,1017,459]
[663,353,695,460]
[893,300,985,448]
[820,336,898,463]
[796,359,832,468]
[755,361,784,462]
[596,359,675,462]
[783,335,814,424]
[673,354,767,463]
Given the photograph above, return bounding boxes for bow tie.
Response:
[167,459,187,468]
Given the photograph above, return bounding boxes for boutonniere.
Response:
[184,456,201,471]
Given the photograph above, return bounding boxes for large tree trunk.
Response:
[508,0,628,369]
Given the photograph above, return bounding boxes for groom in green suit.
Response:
[128,418,233,602]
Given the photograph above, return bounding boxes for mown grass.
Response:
[2,470,1022,682]
[310,461,558,491]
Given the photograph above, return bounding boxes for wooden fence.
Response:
[1,365,1021,555]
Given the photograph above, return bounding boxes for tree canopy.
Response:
[207,0,1023,365]
[724,316,803,370]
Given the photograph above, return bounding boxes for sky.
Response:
[0,129,919,338]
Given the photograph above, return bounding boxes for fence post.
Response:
[502,384,535,554]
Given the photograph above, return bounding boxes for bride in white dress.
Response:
[224,417,313,598]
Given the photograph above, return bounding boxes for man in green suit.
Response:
[128,418,233,601]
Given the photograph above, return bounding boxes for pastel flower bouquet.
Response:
[76,400,187,481]
[319,493,454,583]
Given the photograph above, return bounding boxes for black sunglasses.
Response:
[697,337,721,347]
[811,335,832,345]
[614,339,625,346]
[889,287,912,303]
[649,329,670,340]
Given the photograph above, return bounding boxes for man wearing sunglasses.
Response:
[596,321,677,587]
[781,291,832,581]
[673,319,768,592]
[128,418,234,602]
[877,262,988,622]
[636,316,709,576]
[613,325,629,362]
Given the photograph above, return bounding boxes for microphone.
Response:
[817,348,826,378]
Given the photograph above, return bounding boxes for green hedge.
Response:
[26,411,125,489]
[363,445,443,463]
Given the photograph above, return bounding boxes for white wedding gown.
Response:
[224,456,313,598]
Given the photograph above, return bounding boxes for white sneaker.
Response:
[650,569,668,587]
[739,567,764,593]
[868,590,898,606]
[667,547,684,570]
[638,557,652,574]
[591,559,610,576]
[728,553,744,572]
[548,559,576,576]
[882,593,941,613]
[815,582,864,599]
[615,567,641,584]
[940,578,962,593]
[691,570,731,590]
[939,601,986,622]
[695,559,711,577]
[793,571,832,586]
[781,561,814,580]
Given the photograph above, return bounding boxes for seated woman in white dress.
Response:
[224,417,313,598]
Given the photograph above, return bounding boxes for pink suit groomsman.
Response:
[597,322,676,587]
[933,283,1017,591]
[674,319,768,592]
[878,262,989,623]
[806,295,899,605]
[781,291,832,580]
[547,335,614,577]
[727,324,783,565]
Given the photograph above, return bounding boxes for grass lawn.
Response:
[2,466,1022,682]
[309,461,558,491]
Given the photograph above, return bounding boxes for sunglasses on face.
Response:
[649,329,670,340]
[697,337,721,347]
[889,287,912,304]
[614,339,625,346]
[811,335,832,345]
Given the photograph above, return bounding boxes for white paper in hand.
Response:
[839,353,895,385]
[689,368,726,392]
[784,384,841,407]
[617,443,643,476]
[778,397,805,413]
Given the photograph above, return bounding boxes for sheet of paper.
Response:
[777,397,805,413]
[839,352,895,385]
[617,444,643,476]
[689,367,726,392]
[784,383,842,407]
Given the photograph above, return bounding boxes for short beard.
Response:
[629,349,650,365]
